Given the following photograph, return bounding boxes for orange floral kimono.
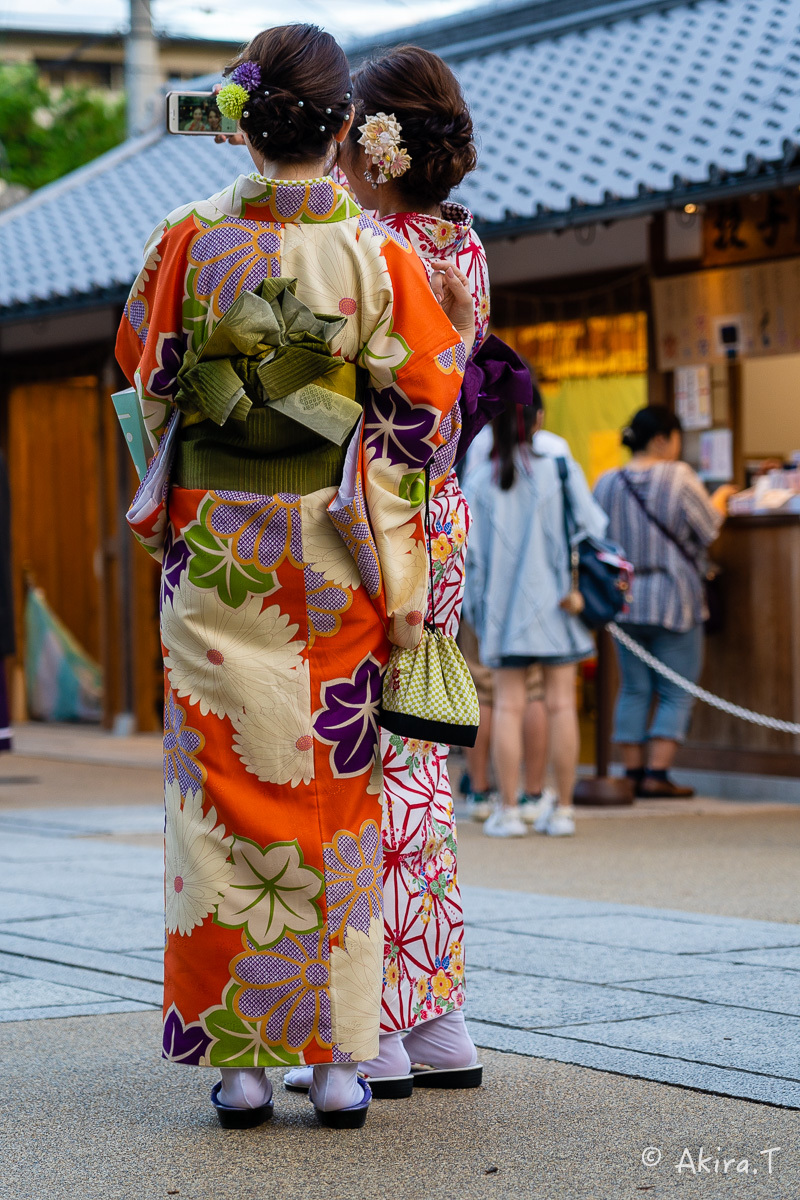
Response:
[116,174,463,1069]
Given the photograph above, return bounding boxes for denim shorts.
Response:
[613,623,704,744]
[497,653,586,668]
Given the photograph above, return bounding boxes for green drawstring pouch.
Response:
[379,465,480,748]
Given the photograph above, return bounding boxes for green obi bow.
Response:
[174,277,362,446]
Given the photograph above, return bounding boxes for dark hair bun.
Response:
[351,46,477,206]
[227,24,351,164]
[622,406,682,453]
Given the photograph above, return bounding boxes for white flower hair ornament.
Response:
[358,112,412,186]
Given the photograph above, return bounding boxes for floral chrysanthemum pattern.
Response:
[161,583,304,722]
[230,930,333,1053]
[232,663,314,787]
[323,820,383,941]
[164,781,233,937]
[117,174,466,1068]
[163,690,206,795]
[329,918,383,1061]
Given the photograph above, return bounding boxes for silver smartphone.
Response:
[165,91,238,136]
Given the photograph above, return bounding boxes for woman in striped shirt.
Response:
[594,406,727,799]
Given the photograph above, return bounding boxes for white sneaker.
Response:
[542,805,576,837]
[532,789,559,834]
[467,791,495,822]
[483,806,527,838]
[521,787,558,826]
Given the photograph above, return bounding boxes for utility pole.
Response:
[125,0,160,138]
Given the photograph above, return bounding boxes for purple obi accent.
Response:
[457,334,534,462]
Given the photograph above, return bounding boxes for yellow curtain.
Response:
[541,375,646,485]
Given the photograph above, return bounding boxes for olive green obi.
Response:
[173,277,365,496]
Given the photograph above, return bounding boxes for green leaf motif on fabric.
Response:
[388,734,405,754]
[184,498,278,608]
[215,836,324,949]
[201,981,303,1068]
[359,314,412,382]
[399,471,425,506]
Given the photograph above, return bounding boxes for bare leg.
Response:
[491,668,527,808]
[620,743,646,770]
[543,663,579,809]
[523,697,547,794]
[648,737,678,771]
[464,701,493,792]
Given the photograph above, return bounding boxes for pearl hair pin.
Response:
[325,108,331,114]
[298,100,304,107]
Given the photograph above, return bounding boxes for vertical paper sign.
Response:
[675,365,712,431]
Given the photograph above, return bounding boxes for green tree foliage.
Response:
[0,64,125,191]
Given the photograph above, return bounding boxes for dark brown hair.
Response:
[622,405,682,453]
[349,46,477,206]
[226,24,351,163]
[491,382,544,491]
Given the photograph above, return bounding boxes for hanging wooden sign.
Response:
[703,188,800,268]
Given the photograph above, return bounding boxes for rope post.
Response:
[574,627,635,807]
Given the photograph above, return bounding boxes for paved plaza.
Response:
[2,734,800,1197]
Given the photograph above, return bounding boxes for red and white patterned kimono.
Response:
[377,203,489,1032]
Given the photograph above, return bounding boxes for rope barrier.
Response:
[607,622,800,736]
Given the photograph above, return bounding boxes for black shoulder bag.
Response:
[557,458,631,630]
[618,471,722,635]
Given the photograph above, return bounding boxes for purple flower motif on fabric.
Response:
[161,525,191,610]
[357,212,410,251]
[307,180,336,217]
[428,406,461,486]
[188,220,282,317]
[363,387,439,468]
[313,653,383,779]
[207,492,303,573]
[147,332,187,401]
[162,1003,212,1064]
[305,567,352,645]
[231,930,333,1053]
[163,690,205,795]
[126,297,147,343]
[323,819,383,940]
[328,475,382,599]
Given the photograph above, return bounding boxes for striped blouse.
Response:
[593,461,722,632]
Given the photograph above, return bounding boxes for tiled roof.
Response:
[449,0,800,231]
[1,0,800,318]
[0,123,251,319]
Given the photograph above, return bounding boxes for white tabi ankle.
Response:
[402,1009,478,1070]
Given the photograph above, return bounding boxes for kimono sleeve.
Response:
[115,217,195,451]
[329,231,465,647]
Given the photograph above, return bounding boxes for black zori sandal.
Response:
[313,1077,372,1129]
[210,1081,274,1129]
[411,1063,484,1089]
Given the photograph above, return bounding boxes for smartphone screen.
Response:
[166,92,238,136]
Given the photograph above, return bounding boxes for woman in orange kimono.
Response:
[116,24,472,1129]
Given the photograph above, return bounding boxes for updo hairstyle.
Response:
[622,405,683,452]
[226,24,352,164]
[349,46,477,206]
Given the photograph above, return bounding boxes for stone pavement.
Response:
[2,800,800,1112]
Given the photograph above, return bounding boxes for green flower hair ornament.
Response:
[216,82,249,122]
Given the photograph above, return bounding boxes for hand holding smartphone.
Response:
[166,92,238,136]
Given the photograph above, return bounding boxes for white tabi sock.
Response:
[218,1067,273,1110]
[402,1009,478,1070]
[309,1063,363,1112]
[359,1030,412,1078]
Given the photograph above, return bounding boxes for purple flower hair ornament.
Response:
[217,61,262,121]
[231,60,262,92]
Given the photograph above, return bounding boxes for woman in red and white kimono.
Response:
[284,45,532,1100]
